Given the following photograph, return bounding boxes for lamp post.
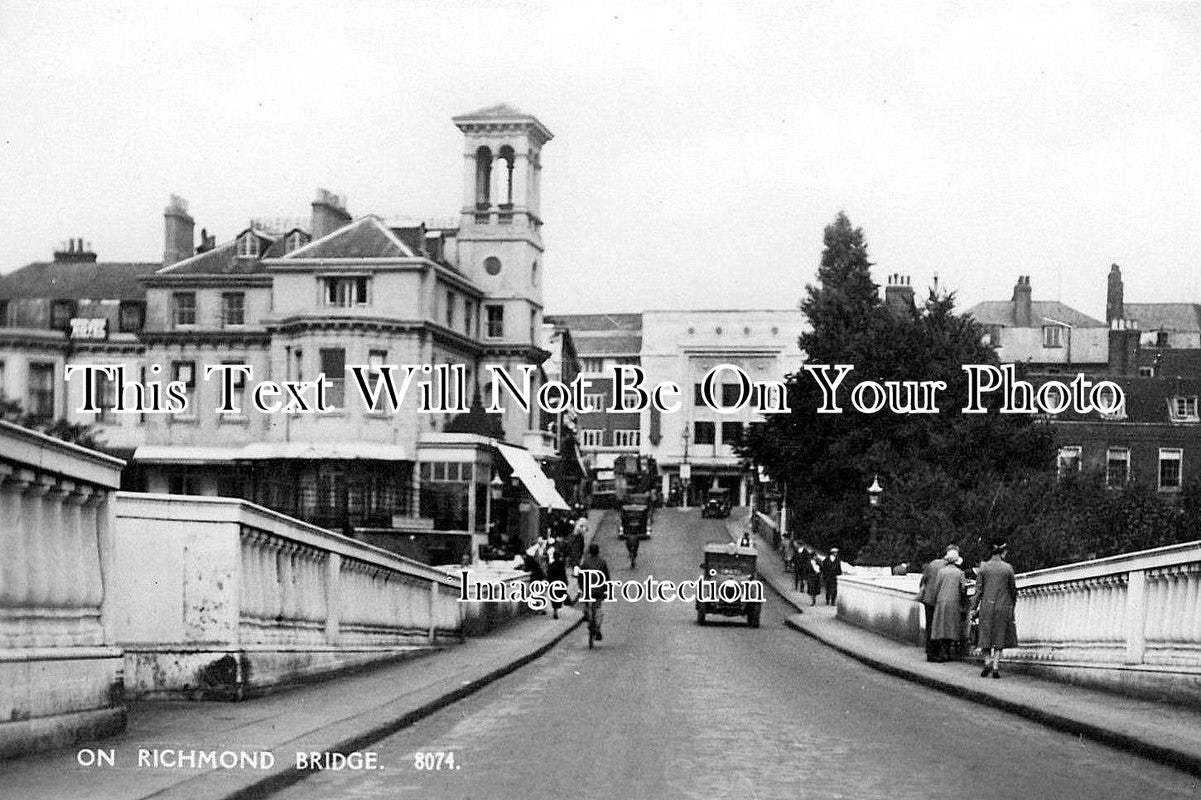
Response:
[867,475,883,549]
[680,425,692,509]
[487,474,504,552]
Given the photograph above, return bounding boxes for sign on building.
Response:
[69,317,108,340]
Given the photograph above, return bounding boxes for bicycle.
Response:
[582,599,600,648]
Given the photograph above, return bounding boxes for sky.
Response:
[0,1,1198,317]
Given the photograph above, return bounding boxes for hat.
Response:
[830,547,839,553]
[947,554,963,566]
[944,548,960,561]
[944,544,959,554]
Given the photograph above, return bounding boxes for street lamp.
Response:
[867,475,883,506]
[490,474,505,501]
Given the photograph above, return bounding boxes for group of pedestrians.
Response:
[785,540,842,606]
[915,541,1018,677]
[521,514,590,619]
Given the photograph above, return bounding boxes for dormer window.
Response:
[237,233,260,259]
[1096,385,1126,421]
[1042,325,1064,348]
[285,231,309,253]
[1169,396,1199,423]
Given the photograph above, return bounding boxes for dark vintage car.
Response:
[619,503,651,539]
[696,542,763,627]
[700,487,731,519]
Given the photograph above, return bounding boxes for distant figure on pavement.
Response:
[890,561,909,576]
[972,541,1018,679]
[804,550,822,605]
[578,543,611,640]
[929,552,968,662]
[566,519,586,569]
[819,549,842,605]
[916,546,956,661]
[547,550,569,620]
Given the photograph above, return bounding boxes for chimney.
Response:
[883,273,915,316]
[311,188,351,240]
[163,195,195,266]
[52,237,98,263]
[1106,263,1124,324]
[1108,317,1140,375]
[195,227,216,254]
[1012,275,1033,328]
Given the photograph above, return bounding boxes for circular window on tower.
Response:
[484,256,502,275]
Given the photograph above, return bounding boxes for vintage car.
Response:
[619,503,651,539]
[700,487,731,519]
[696,541,763,627]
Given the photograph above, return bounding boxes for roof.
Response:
[703,542,757,557]
[0,260,159,300]
[547,313,642,332]
[574,335,642,356]
[280,216,415,260]
[1139,349,1201,378]
[456,102,531,119]
[967,300,1105,329]
[154,241,269,276]
[1123,303,1201,332]
[1037,374,1201,424]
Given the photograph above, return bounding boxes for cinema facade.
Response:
[0,105,583,564]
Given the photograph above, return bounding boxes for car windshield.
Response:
[705,554,755,574]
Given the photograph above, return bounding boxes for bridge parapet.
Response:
[0,421,127,757]
[112,493,526,700]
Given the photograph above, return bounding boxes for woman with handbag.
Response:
[972,541,1019,678]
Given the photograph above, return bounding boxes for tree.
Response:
[741,212,1055,560]
[0,396,103,450]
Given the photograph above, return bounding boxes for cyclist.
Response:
[577,543,611,641]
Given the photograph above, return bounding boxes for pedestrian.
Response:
[567,516,588,567]
[972,540,1018,679]
[804,551,822,605]
[929,552,968,662]
[793,546,811,592]
[819,548,842,605]
[547,550,569,620]
[915,546,956,662]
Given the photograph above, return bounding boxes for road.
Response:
[274,509,1201,800]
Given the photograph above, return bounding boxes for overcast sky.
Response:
[1,1,1198,317]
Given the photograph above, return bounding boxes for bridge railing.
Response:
[112,493,528,699]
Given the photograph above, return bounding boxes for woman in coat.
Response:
[972,541,1018,678]
[929,553,967,662]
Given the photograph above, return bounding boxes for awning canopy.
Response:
[133,441,410,464]
[496,443,571,511]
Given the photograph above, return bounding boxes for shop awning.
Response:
[131,446,243,464]
[133,442,410,464]
[495,443,571,511]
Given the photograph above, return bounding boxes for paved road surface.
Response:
[274,509,1201,800]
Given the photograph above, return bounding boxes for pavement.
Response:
[726,512,1201,779]
[0,583,584,800]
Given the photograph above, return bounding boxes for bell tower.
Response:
[452,104,554,443]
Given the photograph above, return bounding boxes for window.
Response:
[485,304,504,338]
[1106,447,1130,488]
[721,383,743,408]
[484,256,502,275]
[1043,326,1064,348]
[464,300,475,337]
[1159,448,1183,491]
[1139,366,1155,378]
[1169,396,1199,423]
[1057,446,1081,477]
[222,360,247,414]
[172,292,196,326]
[285,231,308,253]
[532,260,538,285]
[0,299,8,326]
[118,301,144,332]
[694,421,716,445]
[95,369,117,423]
[694,384,705,406]
[580,358,604,373]
[530,308,537,344]
[27,363,55,420]
[613,429,640,448]
[167,473,196,496]
[445,291,455,327]
[420,461,471,483]
[721,421,743,446]
[582,392,607,412]
[320,348,346,408]
[171,361,196,412]
[580,429,604,448]
[1096,385,1127,421]
[0,359,5,398]
[237,233,260,258]
[293,349,304,382]
[221,292,245,327]
[368,349,387,412]
[50,300,75,330]
[323,276,370,307]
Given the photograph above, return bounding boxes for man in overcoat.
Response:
[928,553,967,662]
[916,545,956,661]
[819,548,842,605]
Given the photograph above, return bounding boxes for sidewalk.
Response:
[731,515,1201,777]
[0,610,582,800]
